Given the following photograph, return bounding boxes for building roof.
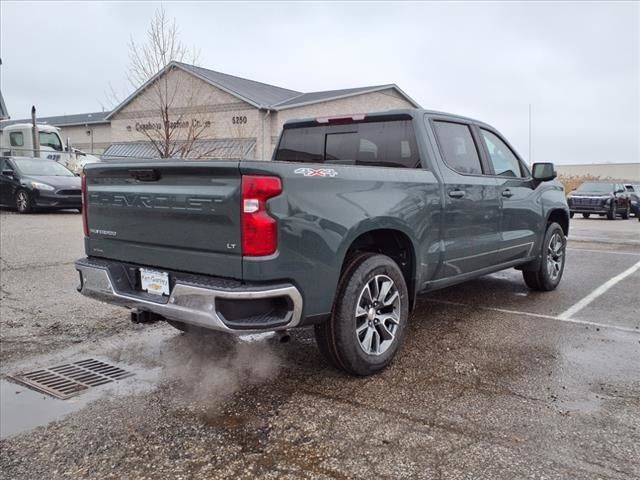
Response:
[272,85,420,110]
[177,62,302,107]
[0,111,111,130]
[107,61,420,119]
[102,138,256,160]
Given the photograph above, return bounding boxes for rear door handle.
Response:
[448,189,466,199]
[501,189,514,198]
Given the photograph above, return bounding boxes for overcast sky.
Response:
[1,1,638,165]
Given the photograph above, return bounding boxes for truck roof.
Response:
[0,123,60,133]
[281,108,491,129]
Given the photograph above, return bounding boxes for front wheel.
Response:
[569,212,574,219]
[15,190,32,213]
[607,203,616,220]
[522,222,566,291]
[582,213,590,219]
[315,253,409,376]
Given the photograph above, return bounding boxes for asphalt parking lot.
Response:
[0,211,638,479]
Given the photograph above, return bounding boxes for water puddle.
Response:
[1,358,160,439]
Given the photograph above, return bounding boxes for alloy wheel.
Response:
[355,274,401,356]
[546,232,565,282]
[16,192,28,212]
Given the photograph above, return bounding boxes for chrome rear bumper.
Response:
[75,258,303,334]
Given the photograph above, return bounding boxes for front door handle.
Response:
[448,189,466,199]
[501,189,514,198]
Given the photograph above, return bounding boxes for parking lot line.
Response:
[559,260,640,320]
[567,247,640,257]
[424,298,640,334]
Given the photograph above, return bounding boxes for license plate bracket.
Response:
[140,268,170,296]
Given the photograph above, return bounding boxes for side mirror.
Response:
[615,188,625,193]
[2,169,14,177]
[532,162,557,182]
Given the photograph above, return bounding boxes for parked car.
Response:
[76,108,569,376]
[566,181,631,220]
[0,157,82,213]
[624,184,640,217]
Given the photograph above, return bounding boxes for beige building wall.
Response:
[110,68,262,157]
[267,89,416,157]
[556,163,640,182]
[108,68,416,160]
[58,123,111,154]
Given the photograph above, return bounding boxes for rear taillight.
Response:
[81,174,88,236]
[241,175,282,256]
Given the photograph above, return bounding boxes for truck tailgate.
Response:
[84,161,242,278]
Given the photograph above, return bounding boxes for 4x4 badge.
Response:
[294,167,338,177]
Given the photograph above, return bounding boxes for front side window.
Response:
[39,131,63,151]
[433,121,482,175]
[9,132,24,147]
[275,119,420,169]
[480,129,523,177]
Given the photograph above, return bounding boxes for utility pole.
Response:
[528,103,532,167]
[31,105,40,158]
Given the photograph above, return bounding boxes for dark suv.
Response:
[625,184,640,217]
[567,181,631,220]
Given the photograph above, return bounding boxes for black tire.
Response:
[607,203,616,220]
[569,212,574,219]
[314,253,409,376]
[15,190,32,213]
[621,204,630,220]
[522,222,566,291]
[582,213,590,219]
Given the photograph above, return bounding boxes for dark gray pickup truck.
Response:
[76,109,569,375]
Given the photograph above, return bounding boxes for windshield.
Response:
[14,159,74,176]
[39,131,63,151]
[576,182,613,193]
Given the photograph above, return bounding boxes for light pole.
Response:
[528,103,533,167]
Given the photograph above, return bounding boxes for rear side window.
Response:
[480,129,523,177]
[9,132,24,147]
[275,119,420,169]
[433,121,482,175]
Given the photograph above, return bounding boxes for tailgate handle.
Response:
[130,169,161,182]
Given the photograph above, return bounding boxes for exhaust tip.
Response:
[278,331,291,343]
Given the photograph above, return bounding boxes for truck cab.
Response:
[0,123,100,173]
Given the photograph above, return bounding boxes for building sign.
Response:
[130,119,212,132]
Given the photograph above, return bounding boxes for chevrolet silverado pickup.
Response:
[76,109,570,376]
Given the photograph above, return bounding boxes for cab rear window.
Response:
[275,119,421,169]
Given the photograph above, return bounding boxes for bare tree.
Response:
[117,7,215,159]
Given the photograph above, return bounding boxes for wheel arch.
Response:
[339,225,418,310]
[547,208,569,237]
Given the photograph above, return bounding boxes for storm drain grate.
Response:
[9,358,135,399]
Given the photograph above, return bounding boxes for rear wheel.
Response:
[15,190,32,213]
[522,222,566,291]
[314,253,409,376]
[582,213,590,219]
